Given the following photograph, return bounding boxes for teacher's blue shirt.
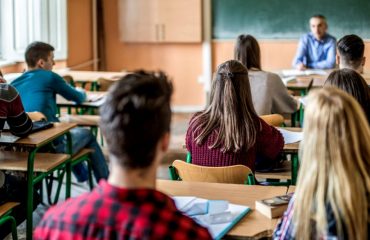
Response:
[293,32,336,69]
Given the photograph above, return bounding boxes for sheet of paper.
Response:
[282,69,328,77]
[277,128,303,144]
[174,197,250,240]
[0,132,20,143]
[281,76,296,85]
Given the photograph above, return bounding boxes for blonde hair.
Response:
[294,87,370,239]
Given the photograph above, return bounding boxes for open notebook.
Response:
[173,196,250,240]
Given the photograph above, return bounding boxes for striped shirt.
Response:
[0,84,32,136]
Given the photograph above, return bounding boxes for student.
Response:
[186,60,284,172]
[274,87,370,239]
[0,73,34,239]
[293,15,336,70]
[235,34,298,115]
[34,71,212,240]
[324,68,370,122]
[11,42,108,182]
[337,34,366,73]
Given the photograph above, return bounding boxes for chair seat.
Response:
[71,148,94,161]
[0,151,70,172]
[0,202,20,217]
[59,115,100,126]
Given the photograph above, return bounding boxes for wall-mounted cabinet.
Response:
[119,0,202,43]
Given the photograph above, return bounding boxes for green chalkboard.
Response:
[212,0,370,39]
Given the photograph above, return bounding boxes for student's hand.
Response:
[0,77,7,83]
[296,63,306,70]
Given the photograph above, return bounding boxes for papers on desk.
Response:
[86,92,106,102]
[300,96,307,106]
[282,69,327,77]
[173,196,250,240]
[0,132,20,143]
[277,128,303,144]
[281,76,296,85]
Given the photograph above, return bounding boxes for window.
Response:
[0,0,67,62]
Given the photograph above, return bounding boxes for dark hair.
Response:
[324,68,370,122]
[234,34,261,70]
[25,42,54,67]
[100,70,173,169]
[311,14,326,21]
[191,60,258,152]
[337,35,365,69]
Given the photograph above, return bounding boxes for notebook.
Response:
[0,132,20,143]
[282,69,327,77]
[173,196,250,240]
[277,128,303,144]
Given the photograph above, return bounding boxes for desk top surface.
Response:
[0,122,77,148]
[57,91,107,108]
[54,70,127,82]
[156,180,288,238]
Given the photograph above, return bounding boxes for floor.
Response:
[5,113,194,239]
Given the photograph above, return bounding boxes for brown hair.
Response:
[100,70,173,169]
[191,60,258,152]
[25,42,54,68]
[337,35,365,70]
[324,68,370,122]
[234,34,261,70]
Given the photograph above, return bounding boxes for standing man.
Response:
[293,15,336,70]
[34,71,212,240]
[11,42,109,182]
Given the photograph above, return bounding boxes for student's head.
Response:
[324,68,370,122]
[337,34,365,73]
[234,34,261,70]
[192,60,258,152]
[25,41,55,70]
[294,87,370,240]
[100,70,173,170]
[309,14,328,40]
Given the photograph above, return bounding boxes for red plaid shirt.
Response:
[34,180,212,240]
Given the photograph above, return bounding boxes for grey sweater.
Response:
[248,70,297,115]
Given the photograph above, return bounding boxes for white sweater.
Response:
[248,70,297,115]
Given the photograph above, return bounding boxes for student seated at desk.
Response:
[235,34,298,115]
[11,42,109,182]
[324,69,370,122]
[0,74,34,239]
[186,60,283,172]
[337,34,366,73]
[293,15,336,70]
[34,71,212,240]
[274,87,370,239]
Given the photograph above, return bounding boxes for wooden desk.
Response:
[156,180,288,239]
[54,70,127,90]
[57,91,107,109]
[0,122,76,239]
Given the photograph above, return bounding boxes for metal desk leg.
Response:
[65,132,73,199]
[26,148,38,240]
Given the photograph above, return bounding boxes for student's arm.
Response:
[270,74,298,114]
[273,196,296,239]
[7,86,33,137]
[255,119,284,169]
[310,40,336,69]
[52,73,86,104]
[292,35,308,69]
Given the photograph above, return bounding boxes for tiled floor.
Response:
[5,113,194,239]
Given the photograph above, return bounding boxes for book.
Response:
[173,196,250,240]
[255,194,292,219]
[282,69,327,77]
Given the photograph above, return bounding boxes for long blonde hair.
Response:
[294,87,370,239]
[191,60,258,152]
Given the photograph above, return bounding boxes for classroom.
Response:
[0,0,369,239]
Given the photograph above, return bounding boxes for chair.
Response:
[0,202,19,240]
[169,160,255,185]
[97,78,115,91]
[260,114,284,127]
